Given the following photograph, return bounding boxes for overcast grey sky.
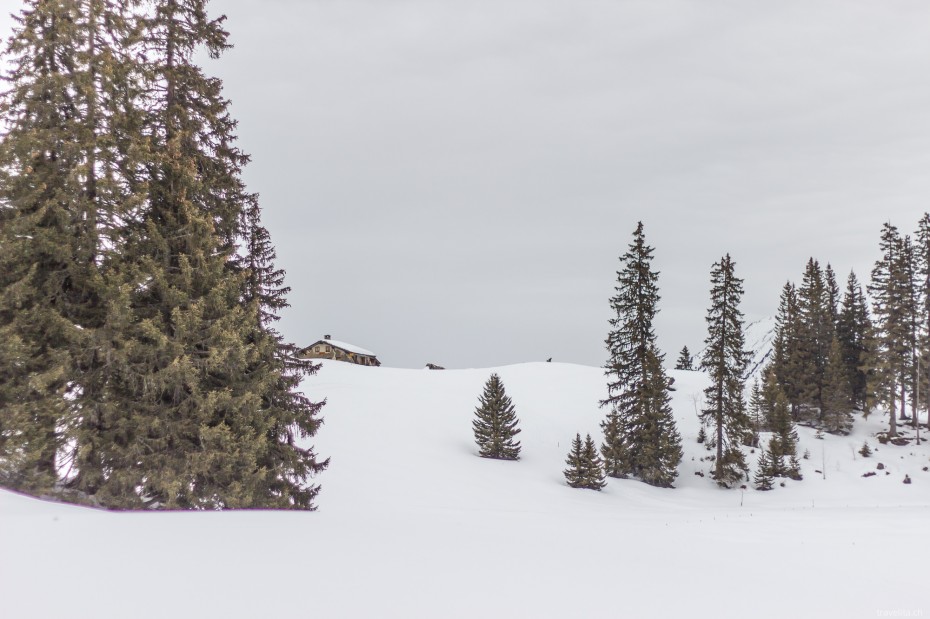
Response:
[4,1,930,369]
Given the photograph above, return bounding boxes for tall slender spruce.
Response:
[915,213,930,430]
[796,258,834,422]
[821,336,854,434]
[600,222,681,487]
[836,271,871,410]
[769,282,804,419]
[700,254,750,487]
[867,223,909,438]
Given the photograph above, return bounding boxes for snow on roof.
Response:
[312,338,377,357]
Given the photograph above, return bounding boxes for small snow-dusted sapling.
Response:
[564,434,606,490]
[675,346,694,371]
[753,450,776,491]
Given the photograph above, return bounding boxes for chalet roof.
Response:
[308,338,377,357]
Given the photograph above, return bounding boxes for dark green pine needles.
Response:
[564,434,606,490]
[472,373,522,460]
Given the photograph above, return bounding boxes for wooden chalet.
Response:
[299,335,381,366]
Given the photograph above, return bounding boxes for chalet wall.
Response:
[300,343,380,366]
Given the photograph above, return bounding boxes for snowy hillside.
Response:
[2,361,928,618]
[693,315,776,381]
[744,316,777,379]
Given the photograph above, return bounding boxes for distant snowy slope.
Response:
[2,361,928,619]
[744,315,777,380]
[693,315,776,381]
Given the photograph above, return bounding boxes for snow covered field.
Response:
[2,361,928,618]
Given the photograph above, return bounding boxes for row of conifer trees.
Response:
[592,215,930,490]
[0,1,326,509]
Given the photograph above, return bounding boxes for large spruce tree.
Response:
[472,374,522,460]
[600,222,681,488]
[699,254,750,487]
[87,0,330,509]
[1,1,326,508]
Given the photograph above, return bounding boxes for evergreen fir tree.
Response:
[636,349,684,486]
[599,222,682,487]
[745,378,765,447]
[899,235,920,427]
[764,380,802,480]
[599,410,626,478]
[238,198,329,508]
[825,263,840,328]
[472,374,521,460]
[564,433,606,490]
[821,336,854,435]
[78,0,326,509]
[0,1,325,508]
[675,346,694,371]
[699,254,750,487]
[753,449,775,491]
[796,258,833,422]
[867,223,909,438]
[564,434,586,488]
[0,0,135,493]
[836,271,872,410]
[748,378,767,433]
[769,282,804,418]
[696,425,707,445]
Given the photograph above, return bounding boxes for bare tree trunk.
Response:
[899,380,906,420]
[889,382,897,437]
[913,372,919,430]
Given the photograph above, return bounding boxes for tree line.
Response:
[474,216,930,492]
[0,0,326,509]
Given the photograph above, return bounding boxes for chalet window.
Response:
[315,346,321,353]
[325,346,331,353]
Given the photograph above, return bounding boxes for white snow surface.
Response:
[2,361,928,618]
